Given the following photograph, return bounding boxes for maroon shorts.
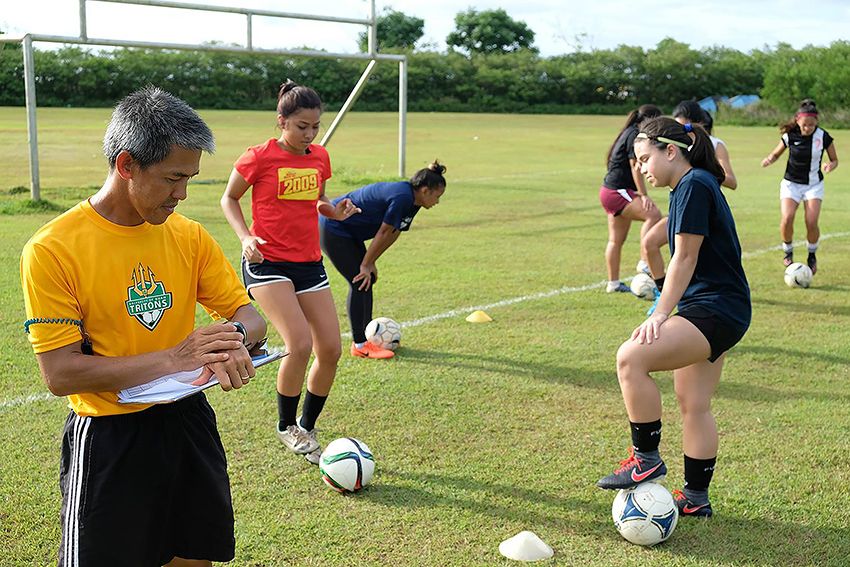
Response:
[599,185,637,216]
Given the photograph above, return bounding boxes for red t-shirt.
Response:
[235,139,332,262]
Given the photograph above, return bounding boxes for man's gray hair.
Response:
[103,86,215,168]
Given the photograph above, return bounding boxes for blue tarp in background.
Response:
[698,95,760,113]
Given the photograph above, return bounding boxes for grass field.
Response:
[1,107,849,566]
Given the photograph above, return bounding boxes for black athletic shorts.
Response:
[58,394,235,567]
[676,306,748,363]
[241,257,330,298]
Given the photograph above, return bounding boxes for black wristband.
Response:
[231,320,249,347]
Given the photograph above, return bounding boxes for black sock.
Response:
[654,276,666,292]
[630,420,662,453]
[683,454,716,494]
[277,392,300,431]
[299,390,327,431]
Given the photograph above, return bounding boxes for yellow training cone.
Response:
[466,310,493,323]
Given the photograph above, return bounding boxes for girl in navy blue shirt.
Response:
[596,117,751,519]
[320,162,446,359]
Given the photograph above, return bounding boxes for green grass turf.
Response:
[1,107,849,566]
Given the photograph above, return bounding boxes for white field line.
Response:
[0,392,55,410]
[4,232,849,413]
[740,231,850,259]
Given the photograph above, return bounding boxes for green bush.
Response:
[1,39,848,117]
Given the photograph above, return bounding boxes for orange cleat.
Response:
[350,341,395,359]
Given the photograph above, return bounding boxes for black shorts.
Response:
[241,257,330,298]
[58,394,235,567]
[676,307,748,363]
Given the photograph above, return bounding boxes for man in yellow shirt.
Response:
[20,86,266,567]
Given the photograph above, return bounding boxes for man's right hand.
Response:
[170,322,244,371]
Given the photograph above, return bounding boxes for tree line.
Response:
[1,33,848,121]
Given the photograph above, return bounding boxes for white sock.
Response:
[807,240,819,253]
[355,342,366,348]
[782,241,793,253]
[607,280,621,291]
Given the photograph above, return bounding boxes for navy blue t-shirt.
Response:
[321,181,420,241]
[602,125,639,190]
[667,168,751,330]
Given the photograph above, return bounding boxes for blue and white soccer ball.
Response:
[320,437,375,493]
[612,482,678,546]
[784,262,813,288]
[365,317,402,350]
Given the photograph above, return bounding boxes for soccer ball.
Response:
[365,317,402,350]
[612,482,678,546]
[320,437,375,493]
[784,262,813,288]
[630,273,657,300]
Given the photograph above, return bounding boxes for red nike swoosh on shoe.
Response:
[630,462,663,482]
[683,503,708,514]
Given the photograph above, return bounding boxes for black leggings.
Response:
[320,226,373,343]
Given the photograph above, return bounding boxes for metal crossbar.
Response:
[1,0,408,199]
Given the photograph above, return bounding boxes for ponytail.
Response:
[638,117,725,184]
[606,104,662,164]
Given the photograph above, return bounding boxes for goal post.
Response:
[0,0,408,200]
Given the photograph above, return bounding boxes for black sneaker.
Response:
[783,251,794,267]
[807,252,817,275]
[672,489,713,517]
[596,448,667,490]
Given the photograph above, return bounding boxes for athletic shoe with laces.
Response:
[807,252,818,275]
[646,288,661,316]
[783,251,794,267]
[672,489,713,517]
[276,424,320,454]
[596,447,667,490]
[606,282,632,294]
[350,341,395,359]
[297,417,322,465]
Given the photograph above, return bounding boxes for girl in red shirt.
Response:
[221,81,360,464]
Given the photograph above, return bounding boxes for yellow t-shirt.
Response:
[20,200,251,417]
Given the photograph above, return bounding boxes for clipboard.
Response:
[117,350,286,404]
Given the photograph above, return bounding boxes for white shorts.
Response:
[780,179,824,203]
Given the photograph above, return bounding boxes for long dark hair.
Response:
[606,104,662,163]
[638,117,725,184]
[780,98,818,135]
[672,99,715,134]
[277,80,322,116]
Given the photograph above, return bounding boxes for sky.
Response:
[1,0,848,56]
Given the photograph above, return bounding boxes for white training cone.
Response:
[499,531,554,562]
[465,310,493,323]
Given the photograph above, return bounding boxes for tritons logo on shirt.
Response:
[278,168,320,201]
[125,263,173,331]
[400,215,414,230]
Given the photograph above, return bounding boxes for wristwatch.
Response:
[231,321,250,347]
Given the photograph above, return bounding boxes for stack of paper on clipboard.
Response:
[118,350,285,404]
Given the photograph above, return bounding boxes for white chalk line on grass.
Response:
[740,231,850,259]
[4,231,849,413]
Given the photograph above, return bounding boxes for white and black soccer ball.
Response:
[784,262,813,288]
[630,273,657,300]
[365,317,402,350]
[612,482,678,546]
[320,437,375,493]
